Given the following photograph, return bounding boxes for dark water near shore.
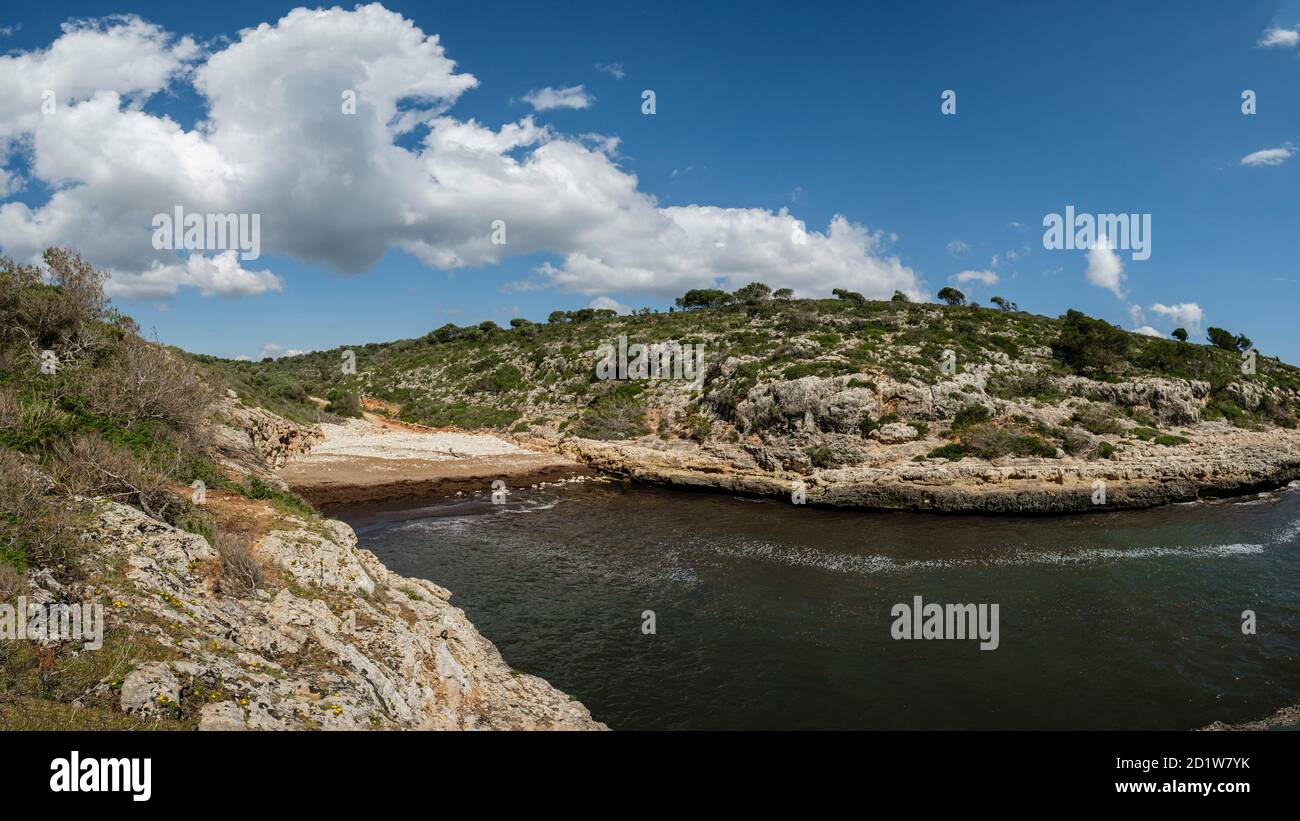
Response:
[340,481,1300,730]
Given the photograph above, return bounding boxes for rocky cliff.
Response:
[524,371,1300,514]
[68,499,603,729]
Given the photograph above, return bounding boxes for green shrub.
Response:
[1051,309,1130,377]
[324,393,363,418]
[804,446,837,468]
[573,393,649,440]
[927,443,967,460]
[951,403,991,430]
[1070,404,1122,435]
[683,414,712,443]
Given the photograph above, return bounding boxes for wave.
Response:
[707,539,1267,577]
[1272,517,1300,545]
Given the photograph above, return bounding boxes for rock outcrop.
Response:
[545,422,1300,514]
[213,390,323,471]
[62,500,604,730]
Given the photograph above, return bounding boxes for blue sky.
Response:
[1,0,1298,362]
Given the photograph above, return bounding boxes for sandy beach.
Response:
[278,415,590,509]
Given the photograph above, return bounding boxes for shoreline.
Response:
[277,416,592,511]
[278,416,1300,517]
[536,426,1300,516]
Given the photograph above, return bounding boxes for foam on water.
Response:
[706,538,1267,577]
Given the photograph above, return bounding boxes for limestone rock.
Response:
[120,663,181,716]
[67,500,606,731]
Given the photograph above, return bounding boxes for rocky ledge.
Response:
[531,422,1300,514]
[53,500,604,729]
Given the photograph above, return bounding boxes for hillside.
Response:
[216,285,1300,512]
[0,249,602,729]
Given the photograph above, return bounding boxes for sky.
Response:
[0,0,1298,362]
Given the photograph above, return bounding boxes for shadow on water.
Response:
[338,481,1300,730]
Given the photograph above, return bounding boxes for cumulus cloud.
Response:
[946,239,971,256]
[594,63,625,80]
[1258,27,1300,48]
[951,269,998,286]
[1084,235,1125,298]
[0,4,923,305]
[103,252,283,299]
[589,295,630,314]
[1133,325,1162,338]
[1149,301,1204,331]
[1240,146,1294,166]
[522,85,594,111]
[255,343,307,360]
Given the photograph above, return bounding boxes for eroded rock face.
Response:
[872,422,919,444]
[555,423,1300,514]
[1059,377,1210,425]
[72,501,605,730]
[216,391,323,470]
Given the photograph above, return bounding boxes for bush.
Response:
[1070,404,1122,435]
[215,530,264,598]
[987,371,1062,402]
[804,446,837,468]
[47,433,186,524]
[951,403,991,430]
[927,442,967,460]
[324,393,363,418]
[960,424,1057,458]
[573,392,650,440]
[472,365,524,394]
[1098,441,1117,459]
[1,248,110,356]
[84,335,213,435]
[1153,434,1189,446]
[1051,310,1130,376]
[683,414,712,443]
[0,448,80,573]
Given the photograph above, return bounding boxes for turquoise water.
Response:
[343,481,1300,729]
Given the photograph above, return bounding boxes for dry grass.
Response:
[215,529,265,598]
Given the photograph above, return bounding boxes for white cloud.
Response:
[1258,27,1300,48]
[589,296,630,314]
[946,239,971,256]
[951,269,998,286]
[1240,146,1294,166]
[0,16,196,144]
[255,343,306,360]
[0,4,923,305]
[101,252,282,299]
[1085,235,1125,298]
[1133,325,1162,338]
[522,85,594,112]
[1149,301,1204,331]
[594,63,624,80]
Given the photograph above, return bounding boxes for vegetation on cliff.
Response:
[218,281,1300,465]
